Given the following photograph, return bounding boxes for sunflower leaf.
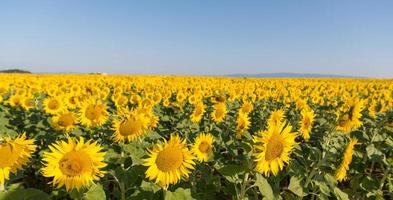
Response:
[255,174,275,200]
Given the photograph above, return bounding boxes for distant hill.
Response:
[0,69,32,74]
[227,72,361,78]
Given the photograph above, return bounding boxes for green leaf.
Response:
[333,187,349,200]
[217,164,243,176]
[0,188,49,200]
[255,174,274,200]
[288,176,305,197]
[366,144,383,160]
[83,184,106,200]
[165,188,194,200]
[122,142,146,165]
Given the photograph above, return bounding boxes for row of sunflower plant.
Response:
[0,74,392,200]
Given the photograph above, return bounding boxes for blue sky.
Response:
[1,0,393,77]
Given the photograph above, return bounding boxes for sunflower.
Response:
[267,109,285,128]
[8,95,23,107]
[144,135,195,188]
[336,98,364,133]
[191,102,205,123]
[21,95,36,111]
[41,137,107,191]
[52,111,78,133]
[0,134,36,187]
[191,133,214,162]
[65,95,80,110]
[253,121,297,176]
[299,109,315,141]
[112,109,150,142]
[240,101,254,114]
[212,102,227,123]
[114,95,129,108]
[236,112,251,139]
[43,96,65,115]
[335,138,358,182]
[79,100,108,128]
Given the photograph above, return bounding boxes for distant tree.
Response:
[0,69,32,73]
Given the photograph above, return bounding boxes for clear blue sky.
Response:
[1,0,393,77]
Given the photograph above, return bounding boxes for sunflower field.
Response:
[0,74,392,200]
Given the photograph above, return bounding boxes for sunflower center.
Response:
[48,99,59,110]
[118,96,127,105]
[265,135,284,161]
[0,144,21,168]
[85,105,102,120]
[59,151,92,177]
[58,113,75,127]
[119,117,143,136]
[303,117,310,127]
[12,97,21,105]
[155,146,183,172]
[198,141,211,153]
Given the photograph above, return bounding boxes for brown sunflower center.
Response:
[198,141,211,153]
[303,117,310,127]
[59,151,92,177]
[265,135,284,161]
[48,99,59,110]
[155,146,183,172]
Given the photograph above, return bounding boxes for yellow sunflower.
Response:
[41,137,107,191]
[299,109,315,141]
[212,102,227,123]
[236,112,251,139]
[191,133,214,162]
[253,122,297,176]
[144,135,195,188]
[52,111,78,133]
[335,138,358,182]
[336,98,364,133]
[8,95,23,107]
[112,109,150,142]
[21,95,36,111]
[268,109,285,128]
[43,96,66,115]
[79,100,108,128]
[240,101,254,114]
[0,134,36,188]
[191,102,205,123]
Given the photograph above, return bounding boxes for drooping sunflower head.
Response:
[52,111,78,133]
[335,138,358,182]
[267,109,285,128]
[191,102,205,123]
[79,100,108,128]
[144,135,195,188]
[0,134,36,186]
[299,109,315,141]
[212,102,227,123]
[41,137,107,191]
[253,122,297,176]
[191,133,214,162]
[112,109,150,142]
[236,112,251,139]
[336,97,364,133]
[21,95,36,111]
